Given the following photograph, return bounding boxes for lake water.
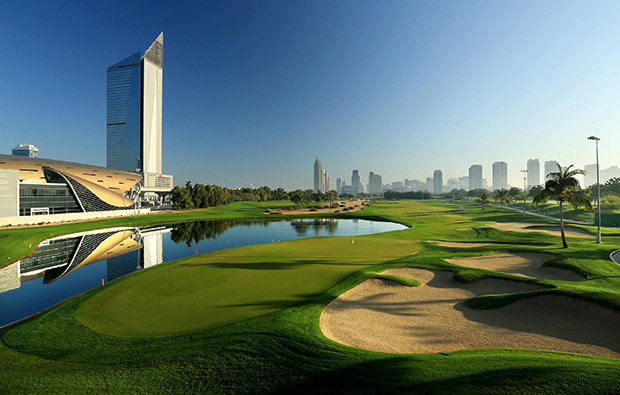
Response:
[0,219,406,326]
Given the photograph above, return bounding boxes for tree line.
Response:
[171,182,351,210]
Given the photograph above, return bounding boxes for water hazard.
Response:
[0,219,406,326]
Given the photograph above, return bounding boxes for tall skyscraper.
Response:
[336,178,342,194]
[351,169,361,192]
[544,160,559,181]
[527,159,540,187]
[468,164,483,190]
[426,177,433,191]
[106,33,172,193]
[314,157,324,192]
[323,170,330,192]
[492,161,508,190]
[368,171,382,195]
[433,170,443,195]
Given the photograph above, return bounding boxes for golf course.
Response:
[2,199,620,394]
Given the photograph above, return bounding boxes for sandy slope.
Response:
[490,222,592,238]
[321,268,620,358]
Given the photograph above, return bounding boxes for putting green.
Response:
[76,233,419,337]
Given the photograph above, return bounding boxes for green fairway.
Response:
[76,233,419,336]
[2,199,620,394]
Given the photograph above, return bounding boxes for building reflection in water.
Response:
[0,226,171,294]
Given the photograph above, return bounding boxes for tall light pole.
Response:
[588,136,601,243]
[520,169,528,214]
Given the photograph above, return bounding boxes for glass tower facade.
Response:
[106,33,163,176]
[106,52,142,172]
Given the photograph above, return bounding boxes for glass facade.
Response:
[19,237,80,274]
[19,183,81,216]
[106,52,142,172]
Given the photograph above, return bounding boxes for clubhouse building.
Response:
[0,154,146,225]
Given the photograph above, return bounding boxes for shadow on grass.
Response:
[271,356,608,394]
[455,294,620,356]
[181,259,350,271]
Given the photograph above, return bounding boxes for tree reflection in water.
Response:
[170,219,272,247]
[170,219,340,246]
[291,219,338,237]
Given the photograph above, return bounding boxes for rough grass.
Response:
[2,199,620,394]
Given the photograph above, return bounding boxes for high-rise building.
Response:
[351,169,361,193]
[433,170,443,195]
[492,161,508,190]
[468,164,483,190]
[584,164,597,187]
[314,157,324,192]
[336,178,342,194]
[107,33,172,193]
[426,177,432,191]
[323,170,330,192]
[544,160,559,182]
[12,144,38,158]
[527,159,540,187]
[368,171,383,195]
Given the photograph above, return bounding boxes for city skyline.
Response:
[3,2,620,190]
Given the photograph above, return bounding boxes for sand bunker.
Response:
[430,241,494,248]
[491,222,592,238]
[320,268,620,358]
[447,253,582,281]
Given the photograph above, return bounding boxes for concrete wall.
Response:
[0,170,19,217]
[0,208,151,227]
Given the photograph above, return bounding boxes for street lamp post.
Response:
[520,169,528,214]
[588,136,601,243]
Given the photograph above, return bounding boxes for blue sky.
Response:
[2,1,619,190]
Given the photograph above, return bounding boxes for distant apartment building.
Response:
[585,165,620,187]
[433,170,443,195]
[336,178,342,194]
[368,171,383,195]
[12,144,39,158]
[351,169,361,192]
[492,161,508,190]
[391,181,404,191]
[468,164,483,190]
[446,178,458,191]
[544,160,559,181]
[602,166,620,184]
[458,176,469,190]
[426,177,433,192]
[323,170,330,192]
[527,159,540,187]
[313,157,324,192]
[584,164,597,187]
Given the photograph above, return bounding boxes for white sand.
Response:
[447,253,582,281]
[321,268,620,358]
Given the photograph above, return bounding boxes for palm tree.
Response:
[493,188,513,208]
[327,190,338,209]
[477,190,491,210]
[532,164,592,248]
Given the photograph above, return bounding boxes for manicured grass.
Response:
[76,233,419,336]
[2,199,620,394]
